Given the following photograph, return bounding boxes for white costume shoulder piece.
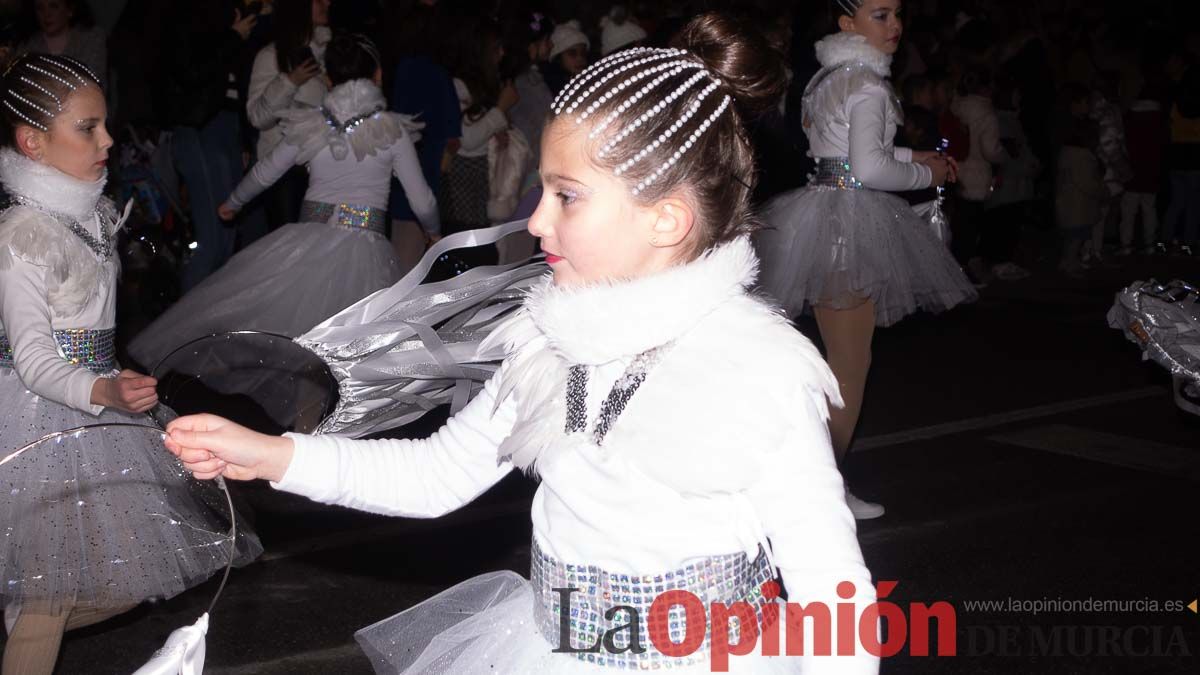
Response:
[280,79,423,164]
[0,149,125,317]
[480,237,841,489]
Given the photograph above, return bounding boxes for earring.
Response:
[650,235,659,246]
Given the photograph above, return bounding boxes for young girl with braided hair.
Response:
[167,13,879,674]
[0,53,260,675]
[756,0,978,519]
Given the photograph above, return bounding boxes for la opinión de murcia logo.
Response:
[551,580,956,671]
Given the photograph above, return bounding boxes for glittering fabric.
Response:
[811,157,864,190]
[300,199,388,235]
[1108,279,1200,385]
[9,193,117,260]
[0,328,115,372]
[564,345,671,446]
[0,381,263,614]
[565,365,589,433]
[531,538,775,669]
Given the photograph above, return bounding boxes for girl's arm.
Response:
[246,47,298,132]
[847,86,934,192]
[224,139,304,212]
[0,255,103,413]
[455,79,508,154]
[391,129,441,235]
[169,362,519,519]
[747,386,879,672]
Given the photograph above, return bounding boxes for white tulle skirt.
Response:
[354,571,802,674]
[0,369,261,616]
[128,220,403,371]
[754,186,977,326]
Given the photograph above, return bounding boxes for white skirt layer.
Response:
[0,370,262,614]
[128,221,403,371]
[355,571,803,674]
[754,187,977,326]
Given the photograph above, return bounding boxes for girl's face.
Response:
[529,119,677,287]
[26,86,112,181]
[311,0,331,27]
[840,0,903,55]
[559,44,588,75]
[35,0,72,36]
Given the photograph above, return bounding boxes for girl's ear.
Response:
[15,126,44,162]
[838,14,856,33]
[648,196,695,249]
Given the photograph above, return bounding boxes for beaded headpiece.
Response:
[551,47,733,196]
[1,54,98,132]
[835,0,865,15]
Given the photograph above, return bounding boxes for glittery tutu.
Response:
[0,370,262,615]
[354,571,801,674]
[128,219,404,372]
[754,186,977,326]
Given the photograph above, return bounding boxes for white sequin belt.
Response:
[0,328,116,373]
[300,200,387,235]
[531,537,775,669]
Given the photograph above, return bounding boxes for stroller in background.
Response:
[115,124,193,325]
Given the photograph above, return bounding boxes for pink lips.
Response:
[545,254,563,264]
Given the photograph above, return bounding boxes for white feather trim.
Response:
[814,31,892,77]
[280,79,423,163]
[479,238,843,482]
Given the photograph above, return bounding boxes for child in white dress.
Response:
[167,14,879,674]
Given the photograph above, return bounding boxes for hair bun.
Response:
[673,13,787,117]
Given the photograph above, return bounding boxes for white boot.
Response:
[845,490,885,520]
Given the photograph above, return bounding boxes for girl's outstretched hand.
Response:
[164,414,294,483]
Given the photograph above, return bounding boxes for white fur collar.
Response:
[0,148,105,220]
[524,237,759,365]
[322,79,386,126]
[814,31,892,78]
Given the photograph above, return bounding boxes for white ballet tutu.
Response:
[128,217,403,371]
[355,572,802,674]
[0,369,262,615]
[755,186,977,326]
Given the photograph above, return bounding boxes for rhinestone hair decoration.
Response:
[1,54,99,133]
[836,0,865,15]
[553,47,734,196]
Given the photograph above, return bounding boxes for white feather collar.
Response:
[0,148,105,220]
[322,78,386,126]
[814,31,892,78]
[523,237,760,365]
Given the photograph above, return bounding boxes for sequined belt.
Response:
[531,538,775,669]
[299,200,387,235]
[0,328,116,373]
[812,156,865,190]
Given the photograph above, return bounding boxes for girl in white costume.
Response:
[165,14,880,674]
[0,54,260,674]
[128,34,438,371]
[755,0,977,518]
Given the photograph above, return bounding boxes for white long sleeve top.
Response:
[803,32,932,192]
[453,78,509,158]
[228,79,440,234]
[276,238,879,673]
[246,27,331,159]
[0,150,124,414]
